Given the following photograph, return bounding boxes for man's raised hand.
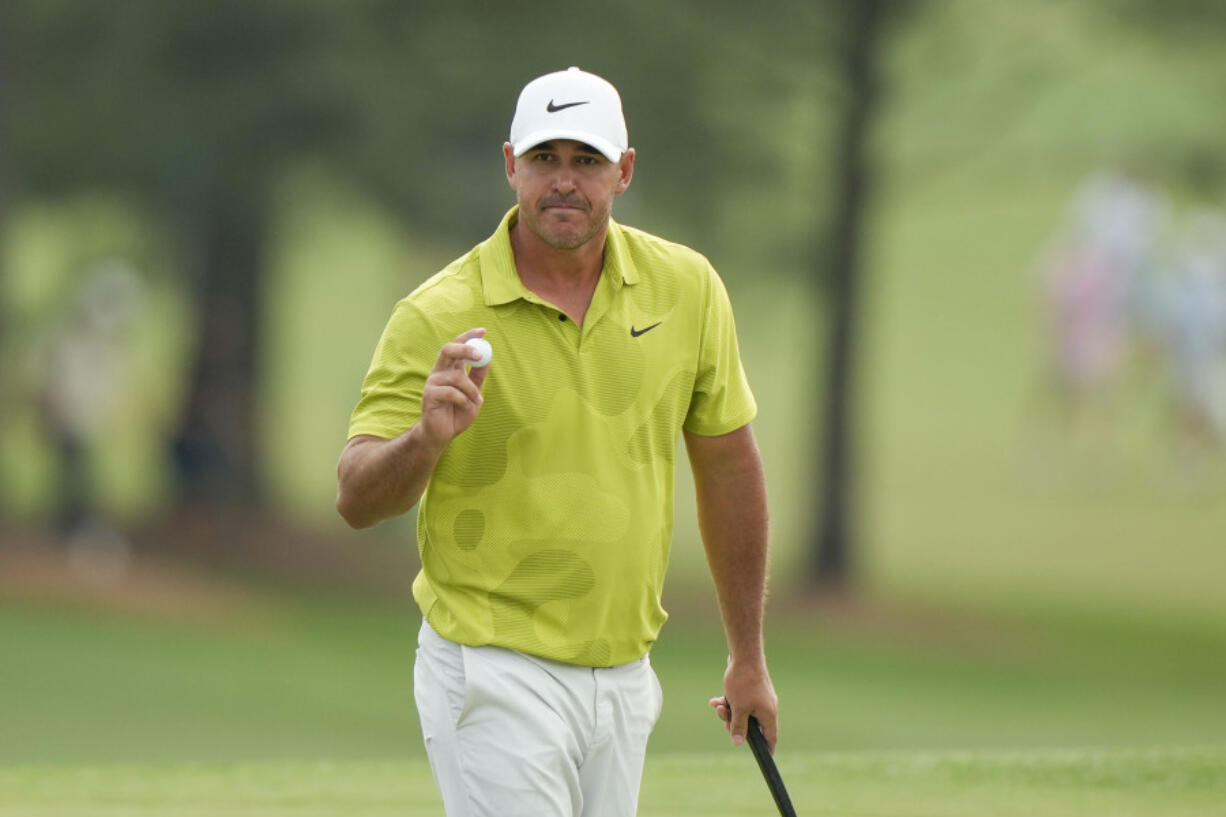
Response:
[419,328,491,450]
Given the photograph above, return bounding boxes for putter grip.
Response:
[747,716,798,817]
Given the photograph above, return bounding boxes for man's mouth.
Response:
[541,198,588,212]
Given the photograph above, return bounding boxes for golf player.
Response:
[337,66,778,817]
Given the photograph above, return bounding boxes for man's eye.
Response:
[533,153,555,162]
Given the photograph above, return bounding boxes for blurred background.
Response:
[2,0,1225,770]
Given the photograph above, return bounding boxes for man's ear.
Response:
[503,142,517,189]
[615,148,636,195]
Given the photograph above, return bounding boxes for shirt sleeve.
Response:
[683,264,757,436]
[347,299,441,441]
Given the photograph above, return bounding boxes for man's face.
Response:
[504,139,635,251]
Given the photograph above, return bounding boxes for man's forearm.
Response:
[685,427,770,660]
[335,425,445,529]
[687,425,778,748]
[697,462,769,662]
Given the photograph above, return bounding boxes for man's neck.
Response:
[509,220,608,324]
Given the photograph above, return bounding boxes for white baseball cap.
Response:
[509,67,628,162]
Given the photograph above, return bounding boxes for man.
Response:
[336,66,777,817]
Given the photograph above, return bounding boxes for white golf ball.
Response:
[465,337,493,368]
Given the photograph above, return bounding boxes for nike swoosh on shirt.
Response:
[630,322,662,337]
[546,99,590,113]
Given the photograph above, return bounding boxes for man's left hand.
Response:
[709,659,778,752]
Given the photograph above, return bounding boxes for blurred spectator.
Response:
[1036,168,1165,444]
[35,261,145,578]
[1158,209,1226,454]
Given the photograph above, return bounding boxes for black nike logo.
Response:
[630,322,662,337]
[546,99,590,113]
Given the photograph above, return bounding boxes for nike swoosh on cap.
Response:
[546,99,590,113]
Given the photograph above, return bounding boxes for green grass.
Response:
[3,746,1223,817]
[3,575,1225,763]
[0,594,421,765]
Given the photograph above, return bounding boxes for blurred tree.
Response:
[5,1,351,517]
[1108,0,1226,35]
[0,0,14,527]
[4,0,896,570]
[4,0,669,524]
[811,0,917,593]
[1101,0,1226,192]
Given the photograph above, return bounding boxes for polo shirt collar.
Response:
[479,206,639,307]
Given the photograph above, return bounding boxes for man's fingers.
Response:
[425,386,479,410]
[432,329,488,372]
[426,366,484,405]
[725,711,745,745]
[435,342,480,371]
[709,696,731,727]
[760,714,779,754]
[721,698,778,751]
[721,662,778,750]
[467,361,491,391]
[429,367,484,403]
[728,705,750,747]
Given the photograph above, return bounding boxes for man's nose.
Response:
[552,166,577,193]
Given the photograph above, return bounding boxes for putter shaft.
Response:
[747,716,797,817]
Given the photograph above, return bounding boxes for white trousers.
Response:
[414,621,663,817]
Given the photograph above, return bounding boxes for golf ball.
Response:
[465,337,493,368]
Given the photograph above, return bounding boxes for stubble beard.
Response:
[525,198,611,251]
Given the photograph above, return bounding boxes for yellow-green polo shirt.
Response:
[348,206,756,666]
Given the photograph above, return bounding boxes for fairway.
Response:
[3,580,1225,816]
[2,746,1223,817]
